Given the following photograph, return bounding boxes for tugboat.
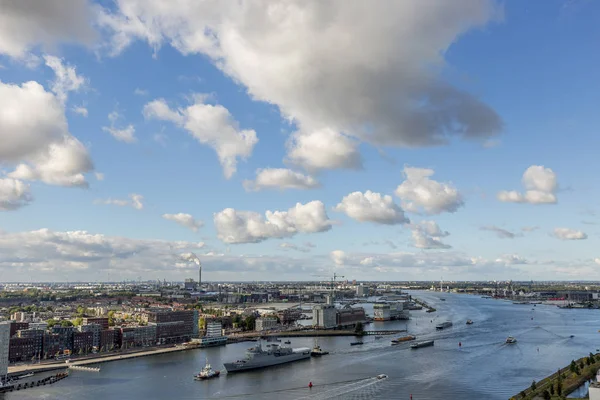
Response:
[311,343,329,356]
[466,319,473,325]
[505,336,517,344]
[194,358,220,380]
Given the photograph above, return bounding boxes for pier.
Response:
[413,298,436,313]
[0,372,69,393]
[69,365,101,372]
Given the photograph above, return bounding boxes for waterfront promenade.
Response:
[8,345,192,375]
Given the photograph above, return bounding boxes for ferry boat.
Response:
[224,342,310,373]
[435,321,453,330]
[466,319,474,325]
[195,358,220,380]
[391,335,416,344]
[505,336,517,344]
[410,340,434,349]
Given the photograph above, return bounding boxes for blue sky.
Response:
[0,0,599,282]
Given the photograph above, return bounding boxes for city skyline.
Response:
[1,0,600,282]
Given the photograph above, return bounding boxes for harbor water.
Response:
[6,292,600,400]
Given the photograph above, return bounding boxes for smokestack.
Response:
[198,261,202,290]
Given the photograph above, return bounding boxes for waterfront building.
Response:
[73,331,94,353]
[590,382,600,400]
[336,305,366,327]
[9,322,29,337]
[255,317,279,332]
[199,321,227,347]
[356,285,368,297]
[8,337,36,362]
[100,329,117,350]
[0,322,9,376]
[83,317,109,330]
[147,310,198,343]
[43,333,62,357]
[373,302,409,321]
[312,304,337,329]
[52,326,75,351]
[80,324,102,349]
[17,329,44,357]
[120,325,157,348]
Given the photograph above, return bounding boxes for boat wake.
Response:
[294,377,383,400]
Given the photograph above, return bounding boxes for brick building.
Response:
[73,331,94,353]
[147,310,198,344]
[83,317,109,330]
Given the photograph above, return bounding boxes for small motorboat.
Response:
[194,358,221,380]
[377,374,388,380]
[506,336,517,344]
[350,341,364,346]
[466,319,473,325]
[284,340,291,344]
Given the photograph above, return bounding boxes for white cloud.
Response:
[498,165,558,204]
[243,168,319,191]
[285,128,362,172]
[594,258,600,266]
[214,200,333,244]
[0,178,32,211]
[100,1,502,171]
[102,111,136,143]
[163,213,204,232]
[94,172,104,181]
[410,220,451,249]
[0,80,93,187]
[95,193,144,210]
[395,166,464,215]
[521,226,539,232]
[552,228,587,241]
[331,250,347,266]
[0,0,95,60]
[480,226,519,239]
[134,88,148,96]
[44,55,86,104]
[72,106,88,117]
[279,242,310,253]
[144,98,258,179]
[334,190,409,225]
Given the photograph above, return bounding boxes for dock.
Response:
[413,298,436,313]
[0,372,69,393]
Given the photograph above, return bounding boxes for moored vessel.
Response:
[224,342,310,373]
[350,341,364,346]
[505,336,517,344]
[466,319,473,325]
[410,340,434,349]
[391,335,416,344]
[435,321,453,330]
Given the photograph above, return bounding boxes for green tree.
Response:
[590,352,596,363]
[549,383,554,395]
[530,380,537,391]
[556,380,562,396]
[46,319,59,328]
[519,390,526,399]
[60,320,73,327]
[354,322,364,334]
[542,390,550,400]
[587,356,592,366]
[108,311,116,326]
[73,317,83,327]
[570,360,576,373]
[579,360,585,369]
[244,315,256,331]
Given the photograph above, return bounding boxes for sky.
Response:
[1,0,599,282]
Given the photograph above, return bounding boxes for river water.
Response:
[5,291,600,400]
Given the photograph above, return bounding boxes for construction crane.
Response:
[312,272,345,300]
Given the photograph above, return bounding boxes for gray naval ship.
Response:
[224,342,311,373]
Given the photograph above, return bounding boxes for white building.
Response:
[312,304,337,329]
[255,317,279,331]
[590,382,600,400]
[356,285,367,297]
[29,321,49,331]
[206,321,223,337]
[0,322,10,378]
